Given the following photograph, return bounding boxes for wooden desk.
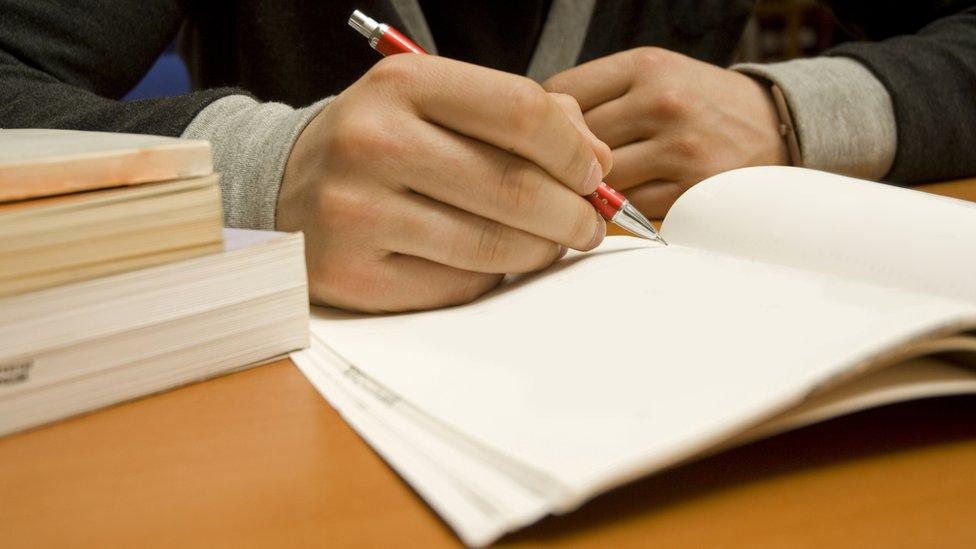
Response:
[3,179,976,548]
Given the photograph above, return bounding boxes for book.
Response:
[0,129,212,202]
[0,176,223,297]
[290,166,976,546]
[0,129,222,297]
[0,229,309,436]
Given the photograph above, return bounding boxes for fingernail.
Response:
[582,160,602,194]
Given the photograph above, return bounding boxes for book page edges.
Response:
[0,173,219,214]
[0,330,308,438]
[0,230,303,323]
[0,240,223,298]
[557,324,976,511]
[292,329,976,545]
[0,140,212,202]
[732,355,976,447]
[0,177,224,296]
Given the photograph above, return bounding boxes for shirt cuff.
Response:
[732,57,897,180]
[181,95,333,229]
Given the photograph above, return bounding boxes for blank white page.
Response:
[309,238,976,504]
[662,166,976,303]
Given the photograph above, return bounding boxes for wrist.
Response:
[741,74,791,167]
[731,58,896,179]
[182,95,333,230]
[768,83,802,167]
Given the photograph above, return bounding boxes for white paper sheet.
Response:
[309,239,976,502]
[664,166,976,303]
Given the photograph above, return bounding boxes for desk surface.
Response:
[3,178,976,548]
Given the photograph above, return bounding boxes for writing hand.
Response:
[277,55,611,312]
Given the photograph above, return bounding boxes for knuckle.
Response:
[560,140,594,191]
[496,157,540,216]
[324,262,367,298]
[316,182,348,221]
[632,47,667,74]
[669,133,706,161]
[313,259,384,312]
[393,207,429,242]
[450,273,500,306]
[506,81,551,140]
[472,219,508,267]
[525,242,563,272]
[653,89,689,119]
[549,92,582,116]
[326,117,399,163]
[366,54,420,87]
[541,73,565,93]
[320,184,378,229]
[568,205,598,250]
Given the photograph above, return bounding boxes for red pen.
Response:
[348,10,666,244]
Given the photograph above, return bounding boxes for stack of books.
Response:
[0,129,309,435]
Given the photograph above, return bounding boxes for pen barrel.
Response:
[376,27,427,55]
[586,183,627,221]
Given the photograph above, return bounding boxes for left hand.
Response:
[544,47,789,218]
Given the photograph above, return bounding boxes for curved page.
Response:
[661,166,976,303]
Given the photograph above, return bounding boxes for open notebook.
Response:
[291,166,976,546]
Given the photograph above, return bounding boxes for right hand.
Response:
[277,54,612,313]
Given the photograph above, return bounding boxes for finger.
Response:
[392,119,606,251]
[623,181,685,219]
[583,95,652,149]
[377,254,504,312]
[549,93,613,177]
[393,56,604,194]
[317,253,503,313]
[543,50,633,111]
[381,191,564,274]
[604,140,685,191]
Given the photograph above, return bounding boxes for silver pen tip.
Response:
[348,10,380,38]
[615,202,667,245]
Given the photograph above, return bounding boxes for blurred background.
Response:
[737,0,848,63]
[124,0,847,101]
[122,41,190,101]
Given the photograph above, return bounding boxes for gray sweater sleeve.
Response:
[732,57,897,181]
[181,96,332,229]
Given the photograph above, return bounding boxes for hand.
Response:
[545,47,788,218]
[277,54,612,313]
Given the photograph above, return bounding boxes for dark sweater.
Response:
[1,0,974,183]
